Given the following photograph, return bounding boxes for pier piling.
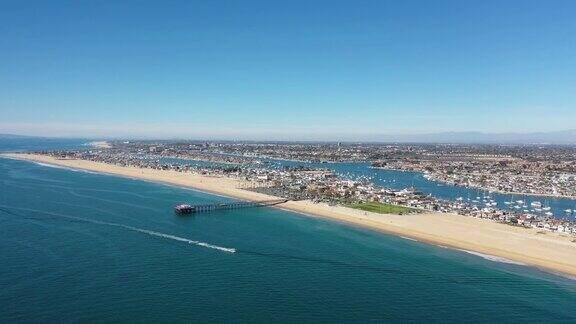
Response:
[175,199,288,214]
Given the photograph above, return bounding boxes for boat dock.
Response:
[175,199,288,214]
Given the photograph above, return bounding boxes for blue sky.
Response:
[1,0,575,139]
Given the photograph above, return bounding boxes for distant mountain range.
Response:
[372,130,576,144]
[0,133,41,139]
[1,130,575,144]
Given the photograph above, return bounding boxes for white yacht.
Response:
[530,201,542,208]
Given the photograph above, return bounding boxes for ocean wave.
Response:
[400,236,418,242]
[71,169,99,175]
[32,161,99,174]
[555,273,576,281]
[457,249,525,265]
[33,162,68,169]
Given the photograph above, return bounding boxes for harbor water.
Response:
[159,155,576,220]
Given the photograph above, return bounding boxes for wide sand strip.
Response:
[88,141,112,149]
[3,153,576,277]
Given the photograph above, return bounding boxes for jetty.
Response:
[174,199,288,214]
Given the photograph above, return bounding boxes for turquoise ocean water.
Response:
[1,140,576,322]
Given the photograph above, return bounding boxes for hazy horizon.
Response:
[3,128,576,145]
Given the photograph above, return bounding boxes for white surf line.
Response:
[11,156,240,202]
[32,161,100,174]
[32,162,69,169]
[433,242,525,265]
[0,205,236,254]
[6,156,272,211]
[7,158,101,175]
[456,249,525,266]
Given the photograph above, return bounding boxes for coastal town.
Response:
[108,140,576,198]
[35,140,576,237]
[203,142,576,198]
[371,149,576,199]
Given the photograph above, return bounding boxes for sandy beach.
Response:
[3,152,576,277]
[88,141,111,149]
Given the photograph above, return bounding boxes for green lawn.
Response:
[346,202,416,215]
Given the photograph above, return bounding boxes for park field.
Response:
[346,202,417,215]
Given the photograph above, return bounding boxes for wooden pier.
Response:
[175,199,288,214]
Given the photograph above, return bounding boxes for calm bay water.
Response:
[1,148,576,321]
[306,162,576,220]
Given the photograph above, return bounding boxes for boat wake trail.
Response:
[0,206,235,254]
[119,225,236,253]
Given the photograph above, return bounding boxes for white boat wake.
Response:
[119,225,236,253]
[0,205,236,254]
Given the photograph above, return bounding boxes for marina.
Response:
[166,155,576,221]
